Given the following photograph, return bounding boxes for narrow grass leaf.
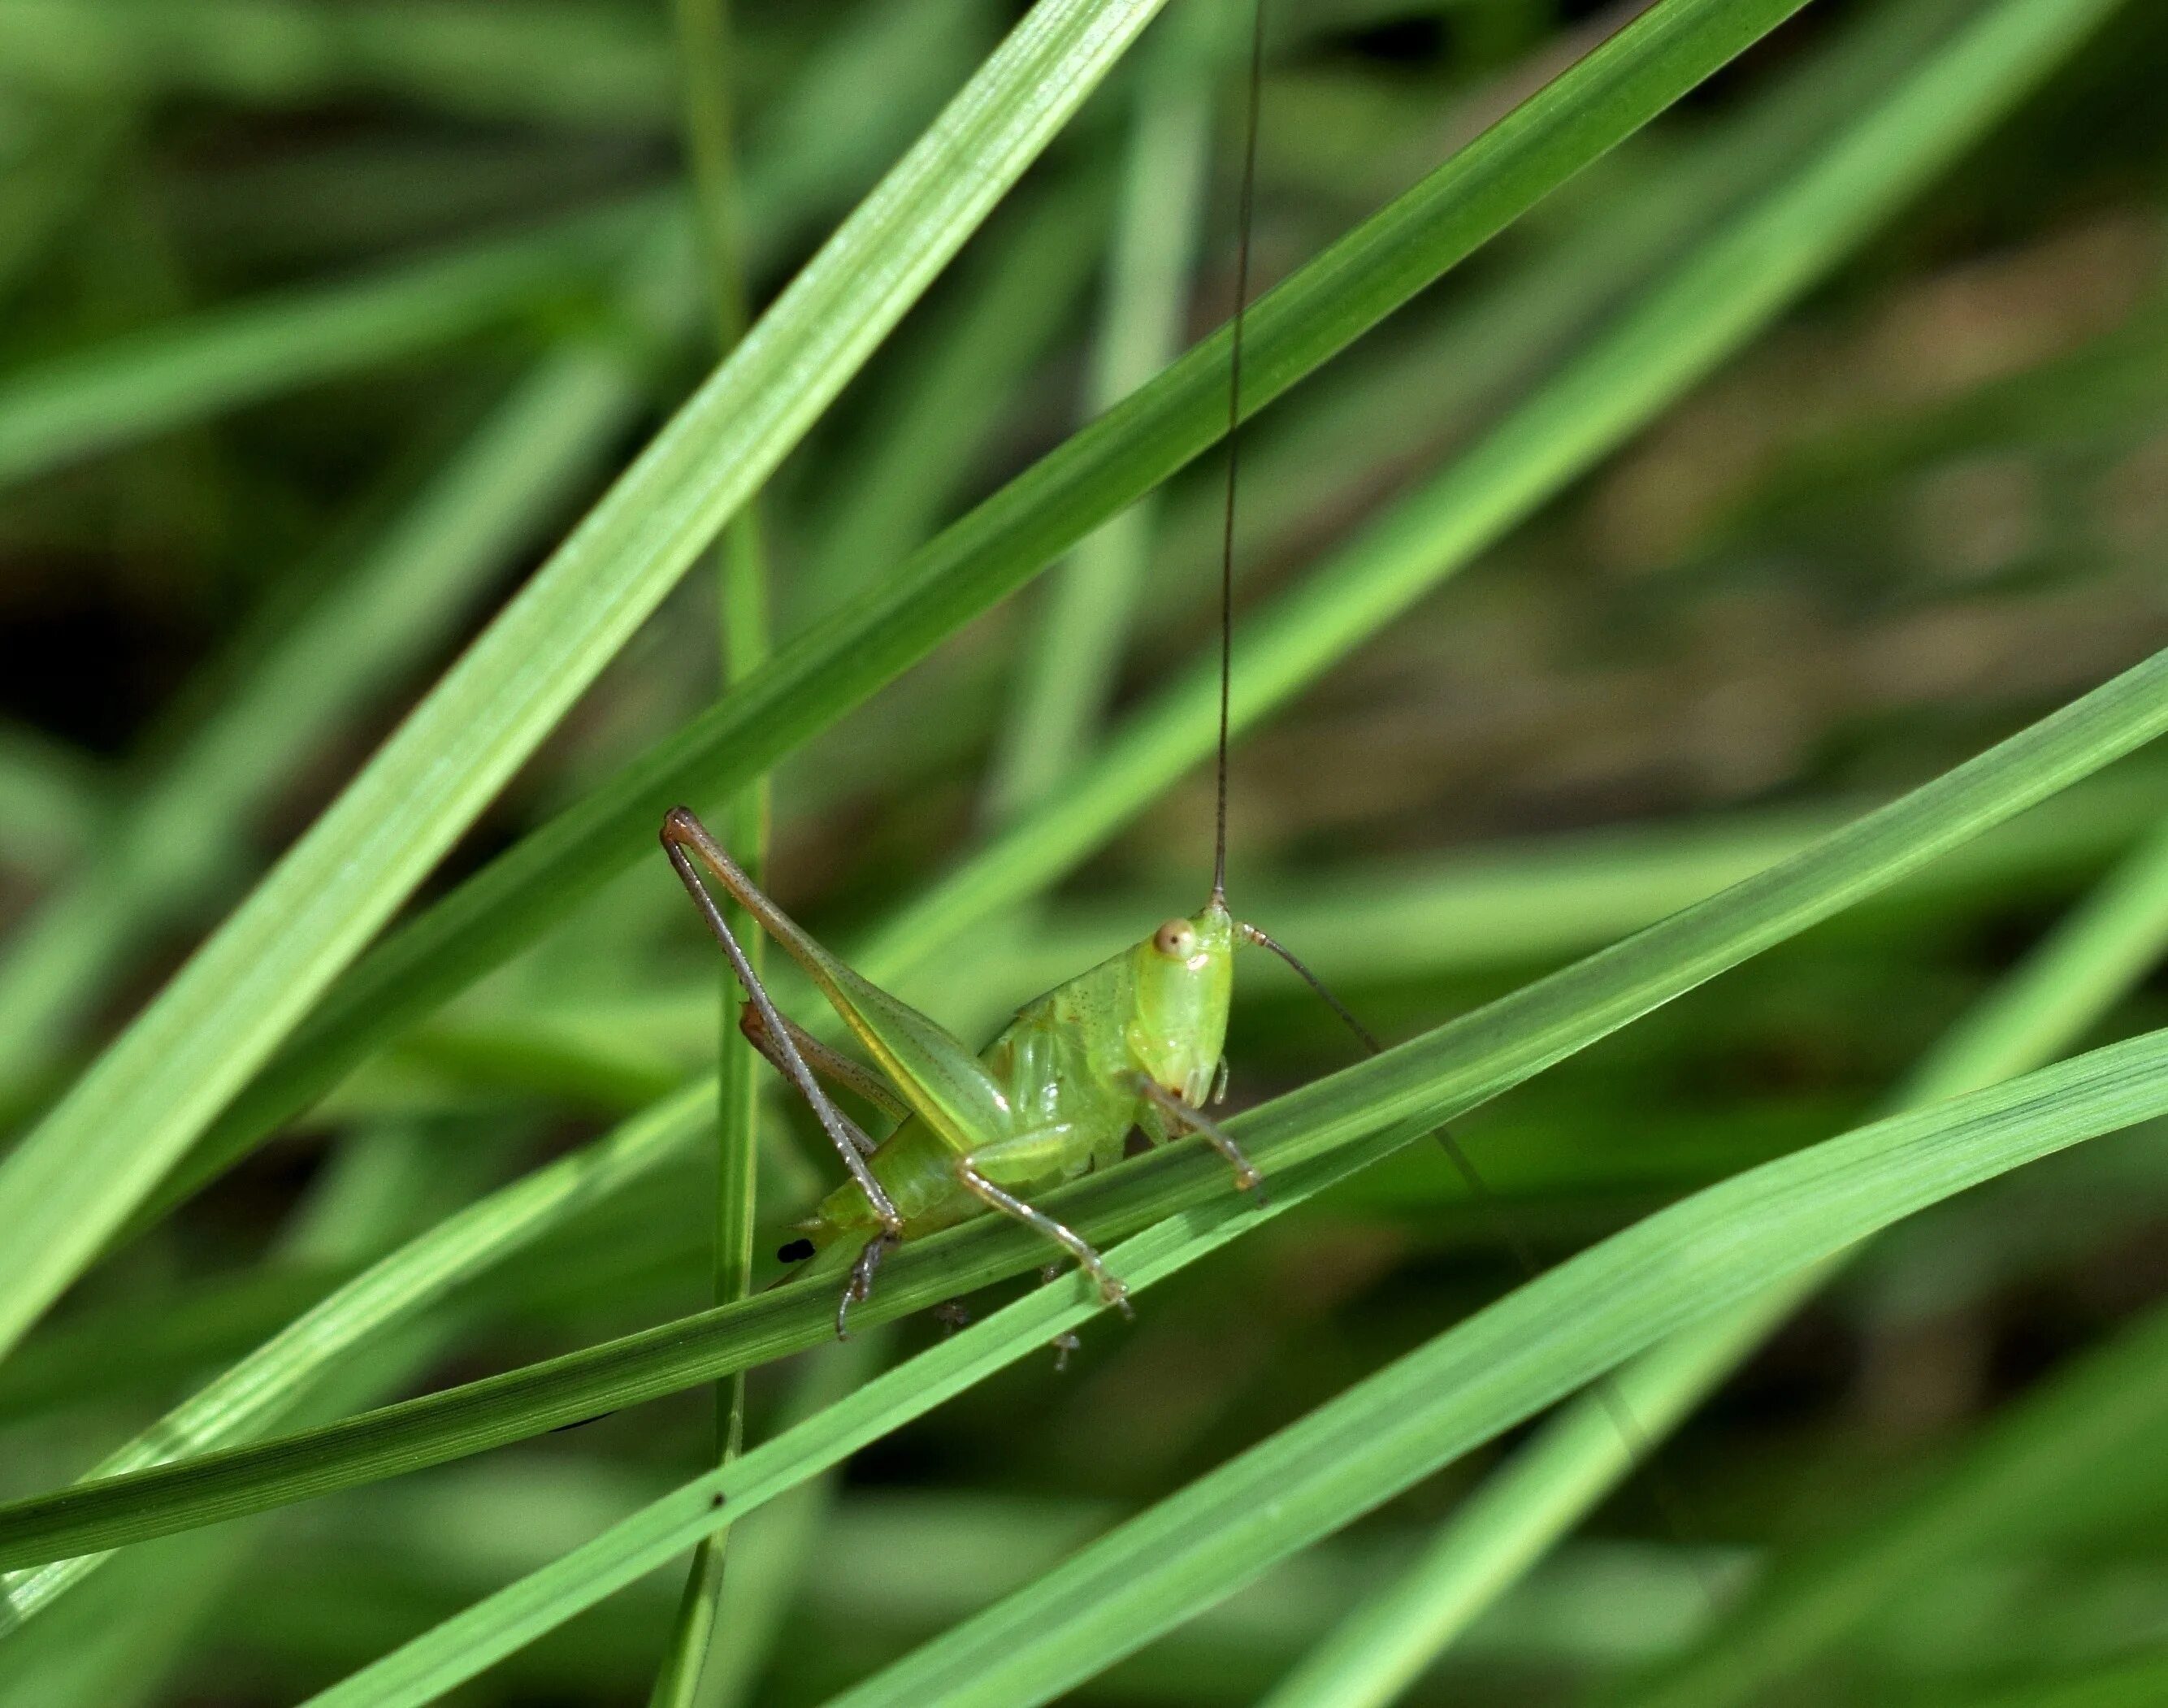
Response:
[1612,1279,2168,1708]
[297,1123,1419,1708]
[0,722,103,878]
[986,1,1217,820]
[0,1084,713,1632]
[859,0,2122,977]
[1257,810,2168,1708]
[0,197,666,489]
[318,1030,2168,1706]
[646,0,773,1696]
[0,314,679,1091]
[0,0,678,128]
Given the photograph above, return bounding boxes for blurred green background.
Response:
[3,0,2168,1703]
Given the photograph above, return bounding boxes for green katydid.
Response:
[655,0,1350,1340]
[661,806,1291,1334]
[652,3,1673,1413]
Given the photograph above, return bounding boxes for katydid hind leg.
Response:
[738,1000,906,1136]
[661,813,903,1233]
[837,1233,898,1339]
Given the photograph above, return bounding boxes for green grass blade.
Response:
[0,1085,712,1632]
[321,1028,2168,1707]
[1896,815,2168,1108]
[0,0,1172,1363]
[0,2,982,501]
[0,641,2161,1568]
[0,314,678,1092]
[0,0,973,1117]
[647,0,771,1696]
[164,0,1822,1211]
[0,197,667,489]
[797,174,1109,617]
[687,1331,894,1708]
[1973,1650,2168,1708]
[296,1122,1419,1708]
[0,1126,474,1701]
[1614,1281,2168,1708]
[859,0,2125,978]
[0,721,103,878]
[1592,828,2168,1706]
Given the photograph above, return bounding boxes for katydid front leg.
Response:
[1136,1076,1264,1194]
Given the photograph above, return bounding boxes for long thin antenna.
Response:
[1212,0,1267,909]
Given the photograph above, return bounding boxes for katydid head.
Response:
[1126,899,1234,1107]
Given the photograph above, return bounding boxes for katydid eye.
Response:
[1154,919,1197,959]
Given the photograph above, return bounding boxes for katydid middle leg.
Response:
[953,1125,1131,1315]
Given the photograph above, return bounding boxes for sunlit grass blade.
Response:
[163,0,1821,1216]
[797,174,1109,618]
[0,197,667,490]
[314,1027,2168,1707]
[0,0,1173,1363]
[0,0,969,1115]
[2,640,2163,1569]
[0,307,680,1093]
[296,1121,1418,1708]
[0,2,981,502]
[858,0,2125,978]
[0,1084,712,1632]
[0,1125,470,1700]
